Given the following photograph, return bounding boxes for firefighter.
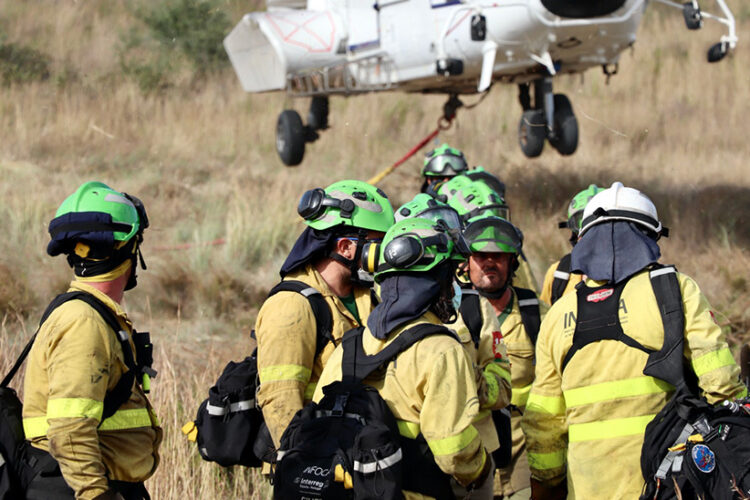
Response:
[314,217,494,498]
[22,181,161,500]
[254,180,395,449]
[460,215,547,499]
[539,185,603,306]
[420,143,470,195]
[522,182,747,499]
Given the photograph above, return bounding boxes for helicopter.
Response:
[223,0,737,166]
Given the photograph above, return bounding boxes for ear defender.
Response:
[361,242,381,274]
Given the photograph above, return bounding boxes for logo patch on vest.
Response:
[691,444,715,473]
[492,331,504,359]
[587,289,614,303]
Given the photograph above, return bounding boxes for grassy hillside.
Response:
[1,1,748,497]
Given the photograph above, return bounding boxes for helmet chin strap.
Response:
[329,229,370,288]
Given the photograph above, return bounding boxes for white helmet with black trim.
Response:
[579,182,668,239]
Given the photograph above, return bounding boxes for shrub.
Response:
[0,42,50,86]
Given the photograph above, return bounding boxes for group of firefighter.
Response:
[18,144,746,500]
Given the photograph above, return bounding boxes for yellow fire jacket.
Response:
[313,311,487,495]
[22,281,162,500]
[539,258,583,306]
[521,270,747,499]
[452,293,512,453]
[255,264,375,447]
[515,258,539,294]
[495,287,548,496]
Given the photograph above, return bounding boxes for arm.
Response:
[45,314,115,499]
[680,274,747,402]
[255,292,318,447]
[521,316,568,487]
[420,344,487,486]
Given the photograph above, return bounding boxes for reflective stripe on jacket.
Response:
[521,270,746,499]
[255,264,375,447]
[22,281,162,500]
[313,312,486,490]
[452,294,511,452]
[539,258,583,306]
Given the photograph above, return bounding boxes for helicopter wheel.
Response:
[276,110,306,166]
[548,94,578,156]
[518,109,546,158]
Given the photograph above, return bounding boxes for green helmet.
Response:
[394,193,462,230]
[437,176,510,223]
[374,217,470,281]
[561,184,604,234]
[463,215,523,254]
[465,166,506,199]
[422,144,468,178]
[297,180,395,233]
[47,181,148,257]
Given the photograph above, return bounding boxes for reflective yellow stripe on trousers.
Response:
[24,407,156,438]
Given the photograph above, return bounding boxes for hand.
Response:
[530,477,567,500]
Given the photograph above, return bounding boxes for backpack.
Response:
[190,280,333,468]
[273,323,457,500]
[637,266,750,499]
[0,291,150,500]
[458,286,540,468]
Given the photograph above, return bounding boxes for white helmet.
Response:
[578,182,668,238]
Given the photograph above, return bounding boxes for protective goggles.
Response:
[463,217,522,253]
[123,193,149,235]
[558,210,584,233]
[298,188,355,220]
[463,203,510,223]
[418,207,463,230]
[424,155,468,176]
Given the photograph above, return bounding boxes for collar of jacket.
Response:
[67,280,132,329]
[283,264,373,325]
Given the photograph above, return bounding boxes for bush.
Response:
[0,42,51,86]
[137,0,230,75]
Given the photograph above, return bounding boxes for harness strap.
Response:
[550,253,573,305]
[459,289,482,348]
[268,280,334,358]
[514,287,541,346]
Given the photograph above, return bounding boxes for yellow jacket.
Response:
[452,293,512,452]
[539,257,583,306]
[255,264,375,447]
[515,258,539,294]
[22,281,162,500]
[313,311,487,495]
[521,270,747,499]
[495,287,547,496]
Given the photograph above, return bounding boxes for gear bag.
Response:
[273,323,457,500]
[459,286,540,469]
[189,280,333,468]
[0,291,151,500]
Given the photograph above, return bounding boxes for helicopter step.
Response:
[517,78,578,158]
[276,97,330,167]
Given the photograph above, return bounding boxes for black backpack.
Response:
[191,280,333,468]
[637,267,750,499]
[0,291,152,500]
[458,286,540,468]
[273,323,456,500]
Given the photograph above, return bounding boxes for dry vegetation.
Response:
[0,0,749,498]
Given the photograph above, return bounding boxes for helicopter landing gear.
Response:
[275,97,330,166]
[517,79,579,158]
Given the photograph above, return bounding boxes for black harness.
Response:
[459,286,541,348]
[550,253,573,305]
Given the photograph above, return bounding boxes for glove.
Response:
[530,478,567,500]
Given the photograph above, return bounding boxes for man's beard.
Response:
[475,270,509,299]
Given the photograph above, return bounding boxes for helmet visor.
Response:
[424,155,468,176]
[419,207,463,230]
[464,217,522,254]
[567,211,584,233]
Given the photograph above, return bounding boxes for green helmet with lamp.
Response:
[438,176,510,223]
[297,180,395,233]
[395,193,463,230]
[369,217,471,281]
[422,144,468,178]
[47,181,149,289]
[558,184,604,239]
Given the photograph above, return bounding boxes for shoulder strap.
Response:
[268,280,334,356]
[550,253,572,305]
[642,265,688,391]
[514,287,541,346]
[459,289,482,348]
[341,323,458,383]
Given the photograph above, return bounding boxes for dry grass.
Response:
[1,0,749,498]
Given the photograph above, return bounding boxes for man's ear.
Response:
[334,237,357,261]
